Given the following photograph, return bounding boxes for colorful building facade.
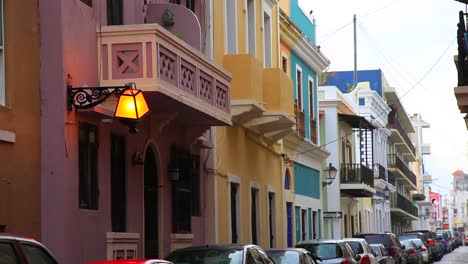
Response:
[279,0,330,245]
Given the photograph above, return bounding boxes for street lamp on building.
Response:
[384,185,390,199]
[322,163,338,187]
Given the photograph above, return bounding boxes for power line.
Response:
[295,37,456,157]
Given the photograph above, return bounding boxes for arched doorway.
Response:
[144,146,159,258]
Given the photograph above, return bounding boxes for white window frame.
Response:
[0,0,4,106]
[224,0,238,54]
[245,0,256,56]
[295,65,303,110]
[228,175,242,243]
[307,76,315,120]
[262,0,273,67]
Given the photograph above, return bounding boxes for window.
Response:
[230,182,240,243]
[171,145,200,233]
[268,192,276,248]
[79,123,99,210]
[308,78,316,143]
[107,0,123,25]
[301,209,307,240]
[0,242,18,264]
[284,168,291,189]
[186,0,195,12]
[225,0,237,54]
[263,11,272,67]
[282,56,288,73]
[0,0,4,106]
[80,0,92,7]
[246,0,256,55]
[251,187,260,244]
[169,0,181,4]
[21,243,57,264]
[296,67,303,109]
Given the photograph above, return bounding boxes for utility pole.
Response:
[353,14,357,87]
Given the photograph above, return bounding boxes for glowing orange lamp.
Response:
[114,84,150,133]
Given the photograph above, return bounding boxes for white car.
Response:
[343,238,379,264]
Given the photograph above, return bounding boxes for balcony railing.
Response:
[388,170,396,186]
[294,102,305,137]
[340,163,374,188]
[374,163,387,180]
[388,110,416,155]
[310,118,317,144]
[387,154,416,186]
[391,193,419,218]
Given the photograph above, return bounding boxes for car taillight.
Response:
[341,259,350,264]
[442,239,446,244]
[388,247,396,256]
[420,247,427,252]
[409,249,416,255]
[428,239,435,246]
[360,255,371,264]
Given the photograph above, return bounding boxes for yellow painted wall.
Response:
[215,126,285,247]
[279,0,290,15]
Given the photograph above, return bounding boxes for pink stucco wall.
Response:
[40,1,211,263]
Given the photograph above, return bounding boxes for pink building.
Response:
[38,1,230,263]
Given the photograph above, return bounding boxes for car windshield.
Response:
[400,240,414,249]
[347,241,364,254]
[361,235,392,248]
[166,248,243,264]
[412,239,423,247]
[300,243,343,260]
[398,234,418,240]
[267,250,300,264]
[370,246,381,257]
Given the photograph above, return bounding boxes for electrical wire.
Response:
[295,37,456,157]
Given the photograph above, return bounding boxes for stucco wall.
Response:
[0,0,41,237]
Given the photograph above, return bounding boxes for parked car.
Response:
[84,260,173,264]
[435,232,450,253]
[369,244,395,264]
[265,248,318,264]
[400,230,443,261]
[406,238,429,264]
[399,240,423,264]
[165,244,275,264]
[353,233,405,264]
[0,233,58,264]
[397,232,432,261]
[295,239,360,264]
[343,238,378,264]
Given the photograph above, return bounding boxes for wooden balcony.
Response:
[97,24,232,126]
[340,163,376,198]
[387,154,417,190]
[294,102,305,138]
[390,193,419,220]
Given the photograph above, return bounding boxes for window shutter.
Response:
[107,0,123,25]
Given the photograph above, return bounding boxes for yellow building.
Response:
[210,0,294,248]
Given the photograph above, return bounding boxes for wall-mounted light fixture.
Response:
[322,163,337,187]
[384,185,390,199]
[68,82,150,133]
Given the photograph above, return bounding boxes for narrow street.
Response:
[435,246,468,264]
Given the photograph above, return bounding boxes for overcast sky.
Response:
[299,0,467,197]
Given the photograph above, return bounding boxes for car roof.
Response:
[266,248,309,253]
[297,239,345,244]
[343,238,367,242]
[167,244,254,252]
[84,260,172,264]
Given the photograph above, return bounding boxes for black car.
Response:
[165,244,275,264]
[353,233,405,264]
[400,230,443,261]
[0,233,58,264]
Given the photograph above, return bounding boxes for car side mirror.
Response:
[355,255,362,261]
[373,251,377,257]
[401,245,405,250]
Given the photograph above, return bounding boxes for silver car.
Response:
[407,238,429,264]
[295,239,360,264]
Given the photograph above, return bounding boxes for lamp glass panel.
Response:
[134,90,149,118]
[115,90,138,119]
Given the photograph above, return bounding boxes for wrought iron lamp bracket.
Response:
[67,83,133,111]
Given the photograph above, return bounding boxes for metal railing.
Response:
[340,163,374,188]
[294,102,305,137]
[388,170,396,186]
[374,163,387,180]
[387,154,416,186]
[388,110,416,155]
[391,193,419,218]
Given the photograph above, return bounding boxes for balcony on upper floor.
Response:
[97,23,231,126]
[387,154,417,190]
[388,110,416,161]
[455,10,468,124]
[224,54,295,141]
[390,193,419,220]
[294,102,305,138]
[373,163,394,191]
[340,163,375,197]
